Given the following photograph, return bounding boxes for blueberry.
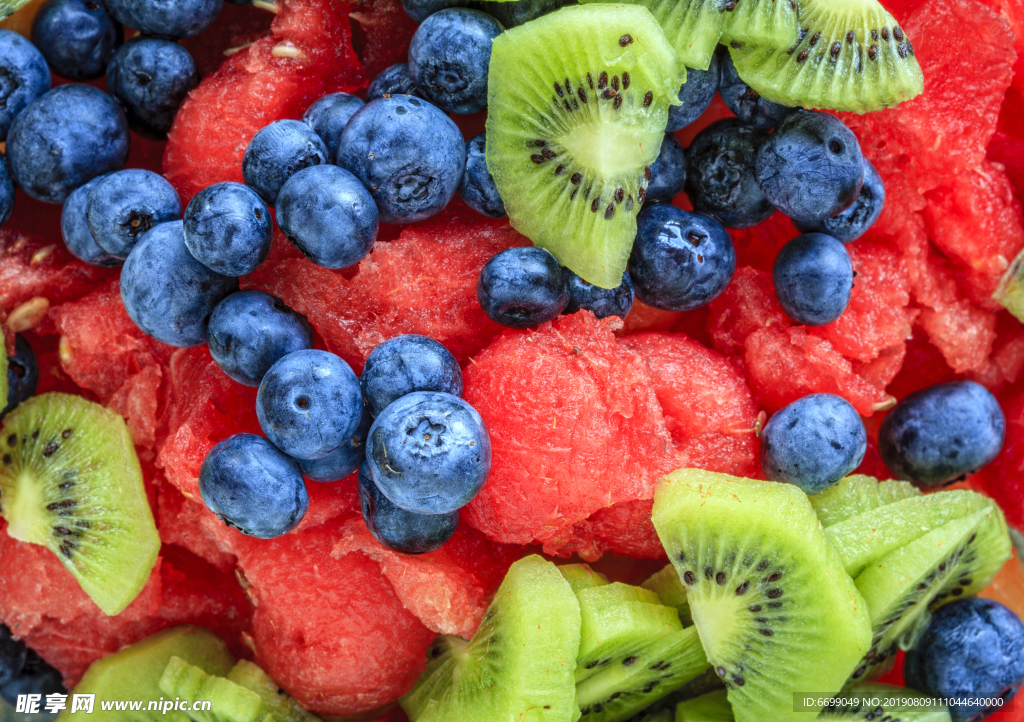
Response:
[207,290,314,388]
[0,626,27,688]
[761,393,867,494]
[667,54,720,132]
[719,52,795,131]
[629,204,736,312]
[359,461,458,554]
[302,92,365,164]
[276,165,379,270]
[0,152,12,230]
[477,246,569,328]
[120,220,239,347]
[198,433,309,538]
[365,63,419,102]
[563,269,634,320]
[772,232,853,326]
[7,84,129,204]
[299,403,372,482]
[0,30,50,142]
[338,96,465,224]
[86,169,182,260]
[878,380,1006,489]
[684,118,773,229]
[60,174,121,267]
[367,391,490,514]
[1,335,40,419]
[256,349,364,460]
[408,8,501,115]
[646,133,687,205]
[183,182,272,276]
[243,119,328,206]
[794,158,885,244]
[904,598,1024,722]
[756,110,865,225]
[105,36,199,140]
[361,335,463,418]
[459,133,505,218]
[104,0,223,38]
[0,650,65,707]
[31,0,123,80]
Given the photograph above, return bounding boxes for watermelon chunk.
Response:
[348,0,418,79]
[842,0,1016,196]
[331,519,523,637]
[979,384,1024,532]
[620,332,760,477]
[566,499,666,560]
[244,208,528,372]
[706,266,790,359]
[236,519,436,716]
[729,212,798,275]
[461,312,679,556]
[924,161,1024,309]
[163,0,366,203]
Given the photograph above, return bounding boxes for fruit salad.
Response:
[0,0,1023,720]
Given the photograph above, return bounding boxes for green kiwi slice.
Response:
[652,468,872,722]
[825,489,1005,577]
[227,660,322,722]
[576,583,684,682]
[576,625,709,722]
[850,508,1011,683]
[400,555,582,722]
[810,475,921,528]
[486,3,684,288]
[0,393,160,615]
[728,0,924,113]
[641,564,692,626]
[675,684,952,722]
[160,656,271,722]
[994,247,1024,323]
[561,563,611,593]
[59,626,236,721]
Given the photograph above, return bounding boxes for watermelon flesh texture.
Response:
[163,0,366,203]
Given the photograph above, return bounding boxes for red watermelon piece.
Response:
[180,2,276,78]
[809,242,916,365]
[744,325,893,416]
[970,312,1024,392]
[565,499,665,560]
[706,266,790,359]
[461,312,679,556]
[980,383,1024,532]
[887,331,960,400]
[924,161,1024,308]
[163,0,366,203]
[50,278,176,449]
[331,519,523,637]
[620,332,760,477]
[156,479,240,572]
[244,208,528,372]
[729,212,798,274]
[236,519,436,716]
[842,0,1016,196]
[348,0,418,79]
[619,300,682,336]
[156,346,261,500]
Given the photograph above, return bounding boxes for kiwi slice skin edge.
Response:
[652,468,872,722]
[0,393,160,616]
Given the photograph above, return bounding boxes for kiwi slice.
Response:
[994,247,1024,323]
[727,0,924,113]
[160,656,271,722]
[400,555,582,722]
[825,489,1006,576]
[850,508,1011,683]
[227,660,322,722]
[576,583,684,683]
[628,710,673,722]
[675,684,952,722]
[576,625,710,722]
[561,562,611,593]
[651,468,872,722]
[719,0,798,54]
[641,564,692,626]
[486,3,684,289]
[809,475,921,528]
[0,393,160,615]
[60,626,236,721]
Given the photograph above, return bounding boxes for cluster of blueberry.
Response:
[0,0,206,223]
[199,332,490,555]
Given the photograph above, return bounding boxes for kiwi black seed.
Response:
[0,393,160,616]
